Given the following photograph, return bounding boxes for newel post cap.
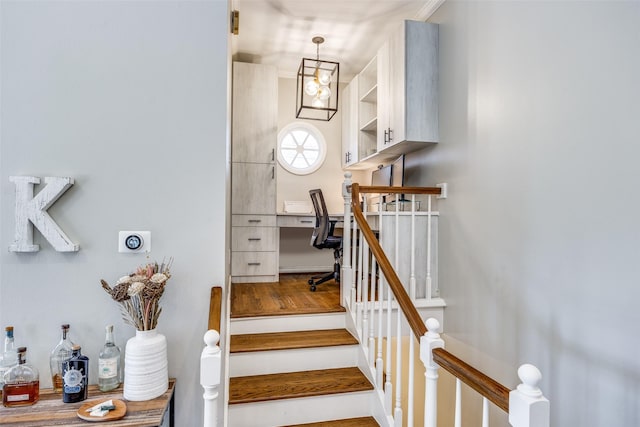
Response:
[509,364,550,427]
[420,317,444,369]
[200,329,221,386]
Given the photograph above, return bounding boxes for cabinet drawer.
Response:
[232,215,277,227]
[276,215,316,228]
[232,227,277,251]
[231,252,277,276]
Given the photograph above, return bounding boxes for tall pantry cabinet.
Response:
[231,62,278,283]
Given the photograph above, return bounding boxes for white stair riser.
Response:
[230,345,359,376]
[230,312,346,334]
[228,390,375,427]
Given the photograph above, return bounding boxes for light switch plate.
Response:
[118,231,151,253]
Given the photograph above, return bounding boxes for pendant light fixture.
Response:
[295,36,339,121]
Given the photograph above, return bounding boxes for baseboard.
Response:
[280,266,332,274]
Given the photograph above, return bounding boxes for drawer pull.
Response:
[247,262,261,266]
[300,220,313,223]
[247,238,262,241]
[248,219,262,223]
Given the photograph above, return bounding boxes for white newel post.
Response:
[200,330,221,427]
[420,318,444,427]
[342,172,353,308]
[509,364,550,427]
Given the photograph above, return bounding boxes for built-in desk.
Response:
[0,379,175,426]
[276,213,343,276]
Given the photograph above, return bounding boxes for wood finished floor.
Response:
[230,273,344,318]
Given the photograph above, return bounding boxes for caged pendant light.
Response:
[295,36,339,121]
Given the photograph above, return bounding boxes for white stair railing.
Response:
[342,174,550,427]
[200,329,221,427]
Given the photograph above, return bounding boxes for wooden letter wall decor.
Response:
[9,176,79,252]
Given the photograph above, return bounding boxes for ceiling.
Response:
[230,0,443,81]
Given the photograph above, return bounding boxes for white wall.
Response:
[0,1,229,425]
[408,1,640,426]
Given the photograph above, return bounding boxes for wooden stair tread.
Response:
[231,329,358,353]
[231,277,344,318]
[283,416,379,426]
[229,367,373,404]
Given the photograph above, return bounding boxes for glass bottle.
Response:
[62,344,88,403]
[49,324,74,393]
[0,326,18,395]
[98,324,121,391]
[2,346,39,407]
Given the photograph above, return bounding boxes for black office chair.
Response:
[308,189,342,292]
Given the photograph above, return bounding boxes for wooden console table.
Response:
[0,378,175,426]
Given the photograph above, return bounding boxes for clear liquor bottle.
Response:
[2,346,39,407]
[49,324,74,393]
[0,326,18,395]
[98,324,121,391]
[62,344,88,403]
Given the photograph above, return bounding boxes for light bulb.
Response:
[304,79,319,96]
[318,85,331,100]
[318,70,331,86]
[312,97,325,108]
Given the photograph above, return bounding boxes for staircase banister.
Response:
[350,183,512,415]
[208,286,223,332]
[355,185,443,195]
[350,183,428,340]
[432,347,510,412]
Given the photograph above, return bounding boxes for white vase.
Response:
[123,329,168,401]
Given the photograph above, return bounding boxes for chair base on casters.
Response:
[308,248,341,292]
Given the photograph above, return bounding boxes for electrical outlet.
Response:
[118,231,151,253]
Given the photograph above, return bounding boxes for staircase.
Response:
[227,279,381,426]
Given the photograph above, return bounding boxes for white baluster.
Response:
[454,379,462,427]
[342,172,352,307]
[369,258,377,369]
[394,308,403,425]
[420,318,444,427]
[385,281,393,414]
[407,333,415,427]
[200,330,221,427]
[351,225,358,310]
[482,397,489,427]
[410,194,416,299]
[509,364,550,427]
[426,195,433,300]
[376,260,385,389]
[362,258,369,354]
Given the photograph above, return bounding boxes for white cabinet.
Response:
[377,20,439,153]
[340,20,438,170]
[357,57,379,162]
[231,62,278,282]
[341,76,359,168]
[232,62,278,163]
[231,163,276,215]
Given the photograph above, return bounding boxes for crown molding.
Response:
[415,0,446,21]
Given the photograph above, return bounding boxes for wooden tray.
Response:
[77,399,127,422]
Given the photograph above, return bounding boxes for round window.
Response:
[277,122,327,175]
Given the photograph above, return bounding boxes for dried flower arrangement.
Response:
[101,258,173,331]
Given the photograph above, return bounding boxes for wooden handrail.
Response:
[208,286,223,332]
[349,183,511,413]
[432,348,510,412]
[356,185,442,196]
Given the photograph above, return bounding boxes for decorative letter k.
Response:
[9,176,79,252]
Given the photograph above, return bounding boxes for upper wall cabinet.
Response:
[341,76,359,168]
[341,20,439,169]
[378,20,439,154]
[232,62,278,163]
